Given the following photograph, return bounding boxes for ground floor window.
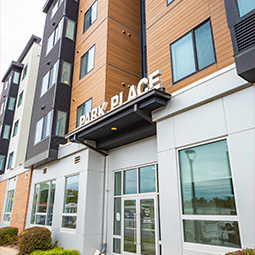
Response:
[31,180,56,226]
[62,174,79,229]
[113,164,160,254]
[3,190,15,222]
[178,139,241,248]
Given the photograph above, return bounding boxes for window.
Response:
[17,91,24,107]
[66,19,76,40]
[60,61,72,85]
[237,0,255,17]
[0,98,7,115]
[46,19,64,55]
[31,180,56,226]
[167,0,174,5]
[8,97,16,111]
[13,71,20,84]
[3,190,15,222]
[179,140,241,248]
[0,155,6,171]
[80,45,95,79]
[76,98,92,127]
[170,20,216,83]
[83,1,97,33]
[3,125,11,139]
[62,175,79,229]
[34,111,53,145]
[22,65,28,80]
[55,111,67,136]
[13,120,19,137]
[51,0,63,18]
[41,62,59,97]
[7,152,14,169]
[3,75,11,91]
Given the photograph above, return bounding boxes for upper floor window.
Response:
[167,0,174,5]
[60,61,72,85]
[237,0,255,17]
[8,97,16,111]
[179,140,241,249]
[34,111,53,145]
[46,19,64,55]
[3,75,11,91]
[0,155,6,171]
[55,110,67,136]
[3,124,11,139]
[170,20,216,83]
[13,120,19,137]
[80,45,95,79]
[41,62,59,97]
[51,0,63,18]
[83,1,97,33]
[17,91,24,108]
[66,19,76,40]
[0,98,7,115]
[22,65,28,80]
[31,180,56,226]
[7,152,14,169]
[76,98,92,127]
[13,71,20,85]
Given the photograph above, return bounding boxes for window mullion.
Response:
[192,30,199,72]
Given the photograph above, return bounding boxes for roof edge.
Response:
[1,61,24,82]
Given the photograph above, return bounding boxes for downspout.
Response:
[71,136,108,255]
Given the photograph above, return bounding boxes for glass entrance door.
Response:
[123,196,158,255]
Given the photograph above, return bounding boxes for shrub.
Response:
[0,227,18,246]
[19,227,53,255]
[30,247,80,255]
[225,248,255,255]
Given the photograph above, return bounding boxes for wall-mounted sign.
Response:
[79,70,163,127]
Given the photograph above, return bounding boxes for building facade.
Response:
[0,36,41,232]
[1,0,254,255]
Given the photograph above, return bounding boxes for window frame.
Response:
[62,174,80,229]
[236,0,255,17]
[166,0,174,6]
[3,124,11,139]
[55,110,67,136]
[7,152,14,169]
[17,91,24,108]
[8,97,16,111]
[3,189,15,223]
[170,19,216,84]
[79,45,95,79]
[13,71,20,85]
[13,120,19,137]
[51,0,63,19]
[177,138,241,252]
[30,180,56,226]
[76,98,92,127]
[83,0,98,33]
[22,65,28,80]
[0,155,6,171]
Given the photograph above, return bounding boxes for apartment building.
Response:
[22,0,254,255]
[0,36,41,232]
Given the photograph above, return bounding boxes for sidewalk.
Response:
[0,246,18,255]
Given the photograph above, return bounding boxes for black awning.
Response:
[66,89,171,150]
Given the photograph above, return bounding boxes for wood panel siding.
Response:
[108,0,140,33]
[146,0,234,94]
[107,18,141,78]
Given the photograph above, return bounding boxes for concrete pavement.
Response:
[0,246,18,255]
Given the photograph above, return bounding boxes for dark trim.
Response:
[17,35,41,63]
[1,62,24,82]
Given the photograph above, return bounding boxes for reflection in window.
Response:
[41,62,58,97]
[22,65,28,80]
[55,110,67,136]
[3,190,15,222]
[13,120,19,137]
[52,0,63,18]
[13,71,20,84]
[31,180,56,226]
[60,61,71,85]
[8,97,16,111]
[179,140,240,248]
[237,0,255,17]
[83,1,97,33]
[124,169,137,194]
[76,98,92,127]
[139,165,156,193]
[3,125,11,139]
[114,198,121,235]
[171,20,215,83]
[80,45,95,79]
[1,98,7,115]
[17,91,24,107]
[0,155,6,171]
[7,152,14,169]
[62,175,79,229]
[66,19,76,40]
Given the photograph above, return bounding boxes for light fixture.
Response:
[185,149,196,162]
[111,127,117,131]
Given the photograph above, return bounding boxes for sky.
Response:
[0,0,46,89]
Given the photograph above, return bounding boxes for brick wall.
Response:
[10,170,32,233]
[0,180,7,221]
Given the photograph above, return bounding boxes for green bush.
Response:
[19,227,53,255]
[30,247,79,255]
[0,227,18,246]
[225,248,255,255]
